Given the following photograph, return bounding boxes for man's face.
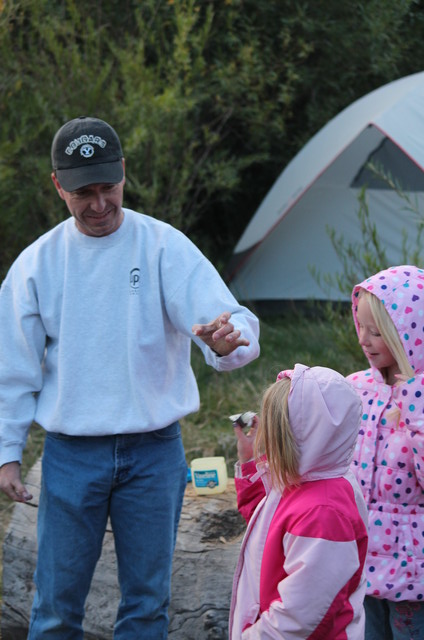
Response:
[52,172,125,237]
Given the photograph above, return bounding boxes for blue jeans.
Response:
[365,595,424,640]
[27,423,187,640]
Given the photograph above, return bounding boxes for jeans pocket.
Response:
[46,430,74,441]
[151,421,181,441]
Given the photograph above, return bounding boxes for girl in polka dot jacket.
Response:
[348,265,424,639]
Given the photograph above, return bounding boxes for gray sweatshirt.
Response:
[0,209,260,465]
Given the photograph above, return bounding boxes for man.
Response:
[0,116,260,639]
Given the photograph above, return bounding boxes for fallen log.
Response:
[1,458,245,639]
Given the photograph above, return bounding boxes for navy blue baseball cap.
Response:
[51,116,124,191]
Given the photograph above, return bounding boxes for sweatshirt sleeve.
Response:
[0,276,46,466]
[160,232,260,372]
[242,506,365,640]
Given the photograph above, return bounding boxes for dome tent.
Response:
[227,72,424,305]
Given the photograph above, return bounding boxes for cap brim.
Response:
[55,160,124,192]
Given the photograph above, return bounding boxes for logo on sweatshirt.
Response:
[130,268,140,295]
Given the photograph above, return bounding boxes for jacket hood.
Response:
[352,265,424,375]
[277,363,361,481]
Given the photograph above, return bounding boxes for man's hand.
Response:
[0,461,33,502]
[192,311,250,357]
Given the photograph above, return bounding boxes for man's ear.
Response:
[51,172,66,201]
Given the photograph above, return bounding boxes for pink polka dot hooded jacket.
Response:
[348,265,424,602]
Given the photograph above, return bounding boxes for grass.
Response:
[0,311,366,594]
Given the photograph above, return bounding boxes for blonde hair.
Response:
[255,377,300,490]
[358,289,414,382]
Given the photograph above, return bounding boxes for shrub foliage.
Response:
[1,0,424,278]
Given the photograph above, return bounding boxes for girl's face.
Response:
[356,295,400,384]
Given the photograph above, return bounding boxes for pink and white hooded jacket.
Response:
[229,364,368,640]
[348,265,424,602]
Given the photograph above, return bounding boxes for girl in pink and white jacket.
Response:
[229,363,368,639]
[348,265,424,639]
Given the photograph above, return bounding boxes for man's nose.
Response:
[90,194,106,212]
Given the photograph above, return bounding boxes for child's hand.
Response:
[234,415,259,463]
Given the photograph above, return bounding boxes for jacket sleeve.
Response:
[404,374,424,488]
[235,460,266,524]
[241,506,364,639]
[0,276,45,466]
